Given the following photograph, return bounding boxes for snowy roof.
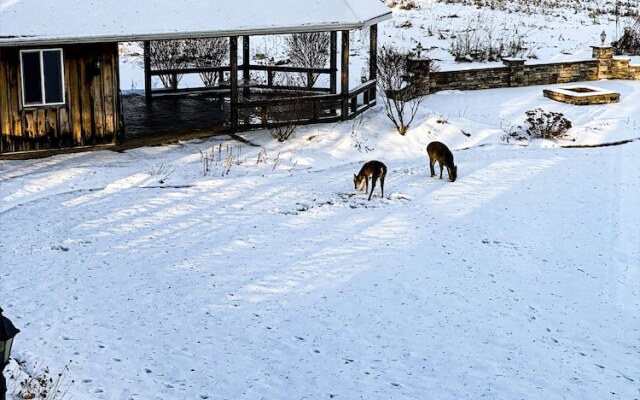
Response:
[0,0,392,46]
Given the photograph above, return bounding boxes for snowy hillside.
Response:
[1,1,639,399]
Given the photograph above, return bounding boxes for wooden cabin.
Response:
[0,0,391,155]
[0,44,121,153]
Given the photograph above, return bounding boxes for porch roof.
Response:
[0,0,391,47]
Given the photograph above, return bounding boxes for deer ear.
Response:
[353,174,357,179]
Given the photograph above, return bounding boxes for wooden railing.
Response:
[235,80,377,130]
[146,65,376,130]
[147,64,333,96]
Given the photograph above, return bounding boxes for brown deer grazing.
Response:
[427,141,457,182]
[354,160,387,201]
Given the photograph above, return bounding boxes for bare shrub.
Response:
[387,0,417,9]
[613,19,640,54]
[502,108,572,142]
[183,38,229,86]
[449,15,531,61]
[147,40,189,88]
[200,144,243,176]
[285,32,331,87]
[147,163,176,184]
[147,38,229,88]
[428,0,638,17]
[377,45,427,135]
[351,113,374,153]
[9,360,74,400]
[267,99,305,142]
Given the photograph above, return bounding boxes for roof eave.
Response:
[0,12,392,47]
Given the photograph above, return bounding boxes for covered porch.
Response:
[0,0,391,154]
[130,27,381,138]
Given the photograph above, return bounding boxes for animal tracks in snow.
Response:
[273,192,412,215]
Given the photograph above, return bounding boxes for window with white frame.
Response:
[20,49,65,107]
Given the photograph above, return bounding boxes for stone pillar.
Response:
[406,58,431,96]
[502,58,526,87]
[592,46,613,79]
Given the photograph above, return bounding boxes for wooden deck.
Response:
[122,92,230,138]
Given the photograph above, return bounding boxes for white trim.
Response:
[19,48,66,108]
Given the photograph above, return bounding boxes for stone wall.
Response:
[408,46,640,95]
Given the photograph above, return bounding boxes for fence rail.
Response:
[147,64,335,95]
[235,80,377,130]
[146,63,376,130]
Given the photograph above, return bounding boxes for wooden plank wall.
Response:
[0,42,122,153]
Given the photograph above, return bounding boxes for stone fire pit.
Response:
[543,85,619,105]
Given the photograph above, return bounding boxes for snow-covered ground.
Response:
[2,1,640,399]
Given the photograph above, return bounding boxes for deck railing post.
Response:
[330,31,337,94]
[143,41,152,103]
[369,24,378,103]
[230,36,239,131]
[243,35,251,97]
[341,30,350,120]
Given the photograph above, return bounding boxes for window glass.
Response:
[21,51,43,105]
[20,49,65,106]
[43,50,63,104]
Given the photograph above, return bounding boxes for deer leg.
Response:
[429,158,436,177]
[369,176,377,201]
[380,176,384,198]
[438,161,444,179]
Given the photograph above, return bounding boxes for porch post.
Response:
[230,36,239,131]
[330,31,337,94]
[369,24,378,101]
[143,41,152,103]
[341,30,350,120]
[242,35,250,97]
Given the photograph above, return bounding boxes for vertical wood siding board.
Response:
[103,43,117,142]
[47,108,58,147]
[100,44,111,143]
[22,110,33,151]
[112,42,124,142]
[111,50,118,141]
[8,52,22,141]
[80,48,93,144]
[59,107,70,146]
[37,109,45,138]
[91,63,102,141]
[68,48,82,146]
[0,50,11,141]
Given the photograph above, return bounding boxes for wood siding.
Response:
[0,43,122,153]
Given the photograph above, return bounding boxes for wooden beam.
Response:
[143,41,152,103]
[242,35,250,97]
[369,24,378,102]
[369,24,378,81]
[330,31,337,94]
[230,36,239,131]
[341,30,350,120]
